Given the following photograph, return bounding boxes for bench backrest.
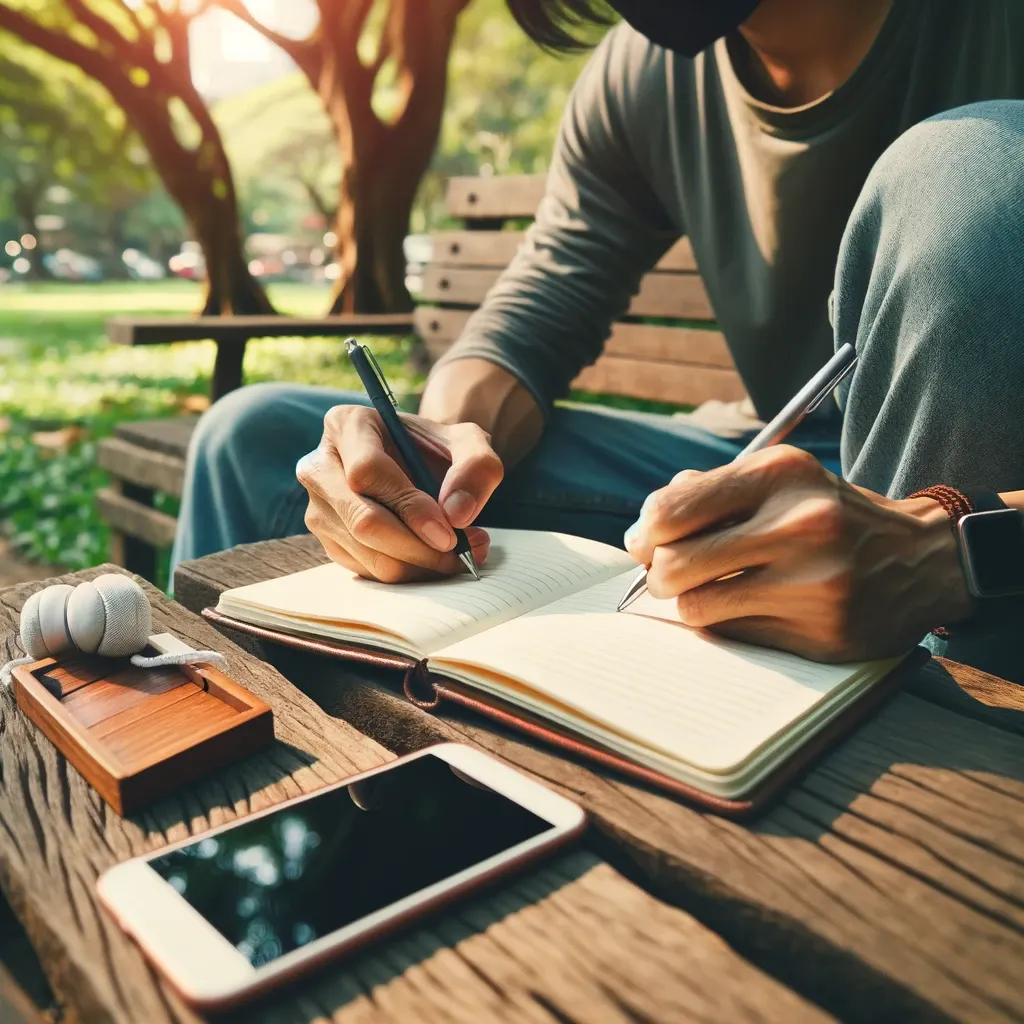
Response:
[413,174,746,407]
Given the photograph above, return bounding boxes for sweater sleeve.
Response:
[431,26,682,415]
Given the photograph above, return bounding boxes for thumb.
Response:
[436,423,504,528]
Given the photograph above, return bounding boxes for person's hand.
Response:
[625,446,974,661]
[297,405,503,583]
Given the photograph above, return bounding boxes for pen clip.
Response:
[354,340,399,408]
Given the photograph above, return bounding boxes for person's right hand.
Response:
[296,404,504,583]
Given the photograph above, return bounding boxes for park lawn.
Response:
[0,280,419,582]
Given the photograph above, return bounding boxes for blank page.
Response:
[432,576,893,777]
[216,530,635,657]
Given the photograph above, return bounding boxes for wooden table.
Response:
[0,566,833,1024]
[2,552,1022,1023]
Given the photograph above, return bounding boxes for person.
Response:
[172,0,1024,681]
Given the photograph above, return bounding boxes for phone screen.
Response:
[148,754,552,967]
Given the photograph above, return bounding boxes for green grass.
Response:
[0,281,419,580]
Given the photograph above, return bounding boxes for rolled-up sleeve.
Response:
[433,27,681,415]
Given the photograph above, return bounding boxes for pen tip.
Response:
[459,552,481,581]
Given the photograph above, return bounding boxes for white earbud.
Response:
[2,574,226,685]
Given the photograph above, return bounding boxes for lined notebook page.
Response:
[217,530,635,657]
[431,576,887,776]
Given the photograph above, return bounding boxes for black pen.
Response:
[345,338,481,580]
[617,342,859,612]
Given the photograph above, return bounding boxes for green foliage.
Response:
[0,281,419,575]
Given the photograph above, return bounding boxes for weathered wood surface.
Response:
[0,568,829,1024]
[429,231,697,272]
[114,417,199,459]
[97,437,186,497]
[413,311,743,405]
[177,536,1024,1024]
[95,487,179,549]
[445,175,547,220]
[414,308,734,369]
[421,265,715,322]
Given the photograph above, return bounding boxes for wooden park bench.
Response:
[99,173,744,581]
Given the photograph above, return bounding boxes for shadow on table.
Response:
[214,849,594,1024]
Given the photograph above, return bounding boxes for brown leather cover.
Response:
[201,606,928,818]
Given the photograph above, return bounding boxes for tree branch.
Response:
[0,5,118,91]
[213,0,320,76]
[61,0,146,63]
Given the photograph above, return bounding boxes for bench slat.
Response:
[573,358,746,406]
[429,232,697,272]
[414,308,734,370]
[107,313,415,347]
[422,266,715,322]
[97,438,186,497]
[114,416,198,458]
[95,488,178,548]
[445,174,547,219]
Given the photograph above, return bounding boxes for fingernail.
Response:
[421,520,455,551]
[442,490,475,524]
[624,519,641,550]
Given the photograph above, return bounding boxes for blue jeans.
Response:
[173,102,1024,681]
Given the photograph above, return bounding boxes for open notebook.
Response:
[212,530,915,812]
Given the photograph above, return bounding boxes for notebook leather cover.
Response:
[202,606,928,817]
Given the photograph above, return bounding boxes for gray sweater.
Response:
[437,0,1024,420]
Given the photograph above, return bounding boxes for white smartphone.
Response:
[97,744,586,1010]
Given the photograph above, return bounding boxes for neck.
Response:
[735,0,895,106]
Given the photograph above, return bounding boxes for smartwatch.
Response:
[954,489,1024,599]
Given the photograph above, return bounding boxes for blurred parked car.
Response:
[168,242,205,280]
[42,249,103,281]
[403,234,432,297]
[123,248,166,280]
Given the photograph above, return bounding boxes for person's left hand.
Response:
[625,446,973,662]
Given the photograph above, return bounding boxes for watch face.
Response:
[959,510,1024,597]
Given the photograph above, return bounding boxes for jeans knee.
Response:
[188,382,317,479]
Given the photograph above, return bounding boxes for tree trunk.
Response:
[325,0,467,315]
[117,88,273,315]
[329,126,419,315]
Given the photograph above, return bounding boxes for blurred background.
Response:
[0,0,597,581]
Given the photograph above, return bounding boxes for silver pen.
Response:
[616,343,858,612]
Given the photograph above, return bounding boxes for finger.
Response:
[436,423,504,528]
[646,520,766,599]
[334,522,491,583]
[306,491,492,582]
[629,446,823,565]
[302,432,455,564]
[674,569,778,630]
[337,409,457,552]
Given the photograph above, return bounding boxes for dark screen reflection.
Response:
[149,754,551,966]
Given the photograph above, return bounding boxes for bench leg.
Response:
[108,481,158,582]
[211,339,248,403]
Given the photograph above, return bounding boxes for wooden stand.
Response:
[10,635,274,815]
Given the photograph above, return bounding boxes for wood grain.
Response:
[97,438,186,498]
[95,488,178,548]
[177,535,1024,1024]
[0,567,829,1024]
[572,357,745,405]
[445,175,547,220]
[414,308,734,369]
[421,266,715,322]
[429,231,697,272]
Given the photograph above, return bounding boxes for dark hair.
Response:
[505,0,617,52]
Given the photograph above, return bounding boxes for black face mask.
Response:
[607,0,763,58]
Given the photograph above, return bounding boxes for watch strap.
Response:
[960,487,1009,514]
